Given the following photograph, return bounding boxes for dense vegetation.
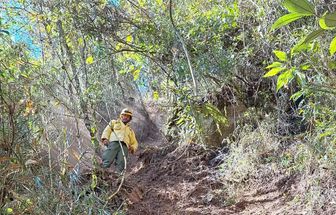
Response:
[1,0,336,214]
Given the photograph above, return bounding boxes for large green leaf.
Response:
[272,13,306,30]
[324,12,336,27]
[263,67,286,77]
[276,69,294,91]
[291,29,324,55]
[283,0,315,15]
[266,62,282,69]
[303,29,325,44]
[330,36,336,56]
[273,50,288,62]
[319,15,334,30]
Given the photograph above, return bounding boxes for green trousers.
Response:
[102,141,129,173]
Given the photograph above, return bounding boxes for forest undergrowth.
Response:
[2,0,336,214]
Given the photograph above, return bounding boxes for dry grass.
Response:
[216,113,336,213]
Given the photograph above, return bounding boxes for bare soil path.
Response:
[121,140,301,215]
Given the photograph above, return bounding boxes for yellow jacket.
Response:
[101,119,138,152]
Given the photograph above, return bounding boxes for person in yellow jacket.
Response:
[101,108,138,174]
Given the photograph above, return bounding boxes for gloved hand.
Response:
[102,139,109,146]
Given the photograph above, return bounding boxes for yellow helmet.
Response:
[120,108,133,117]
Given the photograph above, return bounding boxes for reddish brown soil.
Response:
[124,143,232,215]
[118,141,305,215]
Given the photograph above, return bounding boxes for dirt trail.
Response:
[118,138,300,215]
[124,142,229,214]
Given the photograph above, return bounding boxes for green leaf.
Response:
[330,36,336,56]
[25,198,33,205]
[133,69,140,81]
[263,67,286,77]
[295,71,306,86]
[303,29,324,44]
[290,90,304,101]
[5,208,13,214]
[99,0,107,8]
[276,70,294,91]
[116,43,123,50]
[319,17,328,29]
[300,64,311,70]
[126,35,133,43]
[272,13,306,30]
[324,12,336,27]
[328,61,336,69]
[266,62,282,69]
[46,24,52,33]
[176,117,185,125]
[319,15,335,30]
[78,38,84,46]
[291,38,311,55]
[204,103,227,125]
[283,0,314,15]
[86,56,94,64]
[119,69,126,74]
[319,130,333,138]
[91,174,97,189]
[153,91,159,101]
[273,50,288,61]
[139,0,145,7]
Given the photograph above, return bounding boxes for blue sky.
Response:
[10,25,42,59]
[1,0,120,59]
[1,0,42,58]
